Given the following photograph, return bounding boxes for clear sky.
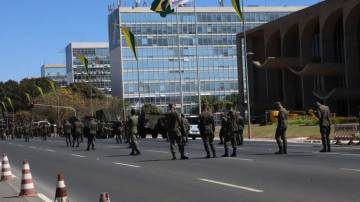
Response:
[0,0,320,82]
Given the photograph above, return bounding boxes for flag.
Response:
[231,0,244,22]
[151,0,174,17]
[48,80,56,92]
[35,85,44,96]
[1,102,7,112]
[25,93,32,104]
[120,26,138,60]
[5,97,13,111]
[170,0,190,8]
[77,54,89,74]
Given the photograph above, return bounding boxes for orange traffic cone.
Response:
[19,160,36,197]
[1,154,13,181]
[99,192,111,202]
[55,174,69,202]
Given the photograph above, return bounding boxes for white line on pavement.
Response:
[198,178,264,193]
[46,149,55,152]
[228,157,254,162]
[113,162,141,168]
[341,153,360,157]
[146,150,169,154]
[341,168,360,173]
[37,193,53,202]
[71,154,86,158]
[29,146,37,149]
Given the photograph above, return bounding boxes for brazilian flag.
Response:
[151,0,174,18]
[77,54,89,75]
[231,0,244,22]
[120,26,138,60]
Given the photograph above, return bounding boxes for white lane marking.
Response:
[341,153,360,157]
[30,146,37,149]
[46,149,55,152]
[113,162,141,168]
[341,168,360,173]
[71,154,86,158]
[37,193,53,202]
[198,178,263,193]
[17,144,24,147]
[228,157,254,162]
[146,150,169,154]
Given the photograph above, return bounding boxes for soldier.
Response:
[166,103,188,160]
[41,123,48,141]
[222,110,238,157]
[315,102,331,152]
[274,102,288,155]
[236,115,245,145]
[114,121,123,144]
[87,117,98,151]
[127,109,141,155]
[24,123,30,142]
[72,119,83,147]
[199,104,216,158]
[180,114,190,144]
[63,120,72,147]
[218,115,227,145]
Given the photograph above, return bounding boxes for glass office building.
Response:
[65,42,112,94]
[108,6,302,114]
[41,64,67,87]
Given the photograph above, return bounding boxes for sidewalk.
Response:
[0,181,43,202]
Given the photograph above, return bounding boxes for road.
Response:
[0,137,359,202]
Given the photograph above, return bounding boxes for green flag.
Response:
[5,97,14,111]
[1,101,7,112]
[151,0,174,17]
[77,54,89,74]
[231,0,244,22]
[120,26,138,60]
[25,93,32,104]
[48,79,56,92]
[35,85,44,96]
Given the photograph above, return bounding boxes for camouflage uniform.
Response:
[222,110,238,157]
[72,120,83,147]
[87,119,98,151]
[199,110,216,158]
[64,121,72,147]
[275,102,288,154]
[316,103,331,152]
[181,115,190,143]
[166,106,188,160]
[235,115,245,145]
[127,111,140,155]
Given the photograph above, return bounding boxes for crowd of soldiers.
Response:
[1,99,354,160]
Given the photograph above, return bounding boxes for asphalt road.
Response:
[0,137,359,202]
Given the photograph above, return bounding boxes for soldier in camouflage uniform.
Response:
[315,102,331,152]
[127,109,141,155]
[41,123,49,141]
[274,102,288,155]
[166,104,188,160]
[181,114,190,144]
[222,110,238,157]
[235,115,245,146]
[218,115,227,145]
[86,118,98,151]
[199,104,216,158]
[72,119,83,147]
[63,120,72,147]
[24,123,31,142]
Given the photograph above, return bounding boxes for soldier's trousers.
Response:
[224,135,237,154]
[72,134,80,147]
[236,129,244,145]
[201,134,216,156]
[169,135,185,155]
[65,134,72,147]
[320,126,331,151]
[42,134,47,141]
[130,134,140,154]
[87,135,95,150]
[25,135,29,142]
[275,127,287,152]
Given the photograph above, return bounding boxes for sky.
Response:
[0,0,320,82]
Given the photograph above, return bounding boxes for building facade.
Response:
[65,42,112,94]
[41,64,67,87]
[108,5,301,114]
[237,0,360,116]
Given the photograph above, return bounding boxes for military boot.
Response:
[222,148,229,157]
[231,148,237,157]
[172,153,177,160]
[204,143,211,158]
[181,154,189,160]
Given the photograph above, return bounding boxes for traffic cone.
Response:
[99,192,111,202]
[19,160,36,197]
[55,174,69,202]
[1,154,13,181]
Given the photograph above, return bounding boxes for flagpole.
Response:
[241,0,252,139]
[176,7,184,114]
[194,0,201,114]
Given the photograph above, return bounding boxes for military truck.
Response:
[139,112,167,139]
